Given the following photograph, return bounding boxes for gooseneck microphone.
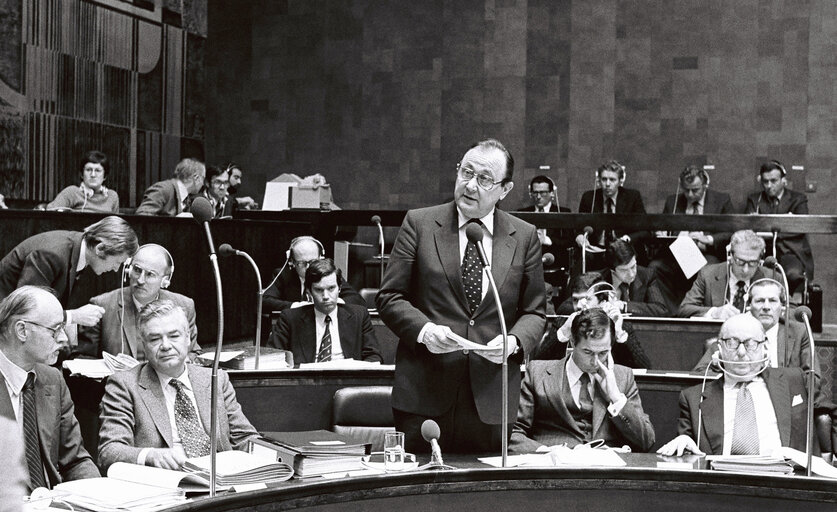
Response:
[581,226,593,273]
[542,253,555,266]
[372,215,385,286]
[794,306,816,477]
[219,243,265,370]
[191,197,223,496]
[418,419,454,470]
[465,223,509,467]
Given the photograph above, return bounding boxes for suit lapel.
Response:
[138,365,174,446]
[337,306,354,358]
[301,311,318,363]
[66,234,83,298]
[701,380,725,455]
[434,204,470,313]
[0,373,14,421]
[35,369,58,470]
[544,360,582,436]
[712,265,729,306]
[477,211,516,315]
[189,366,213,436]
[764,369,792,446]
[776,323,789,367]
[119,290,141,358]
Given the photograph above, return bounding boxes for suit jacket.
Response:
[577,186,649,245]
[376,202,546,424]
[135,179,185,216]
[677,262,767,317]
[0,364,99,486]
[599,266,670,316]
[98,363,258,471]
[0,231,83,305]
[745,189,814,278]
[262,270,365,313]
[77,288,199,361]
[517,204,574,268]
[677,366,826,455]
[270,303,382,364]
[510,358,655,453]
[662,188,735,256]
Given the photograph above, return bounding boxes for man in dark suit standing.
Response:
[575,160,648,269]
[377,139,545,454]
[0,216,138,328]
[270,258,381,364]
[517,175,572,287]
[0,286,99,490]
[745,160,814,295]
[135,158,205,216]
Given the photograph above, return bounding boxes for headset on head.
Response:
[591,160,626,213]
[756,159,787,185]
[286,236,325,261]
[745,277,787,313]
[123,243,175,289]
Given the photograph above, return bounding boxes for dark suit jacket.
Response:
[745,189,814,278]
[0,363,99,485]
[677,367,827,455]
[678,262,767,317]
[263,270,365,313]
[577,186,649,245]
[98,363,258,471]
[376,202,546,424]
[270,303,382,364]
[517,204,574,268]
[0,231,83,305]
[510,358,655,453]
[77,288,199,361]
[662,188,735,256]
[135,179,184,216]
[599,266,670,316]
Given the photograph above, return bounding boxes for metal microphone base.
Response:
[416,462,456,471]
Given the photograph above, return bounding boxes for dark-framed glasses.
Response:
[456,164,504,191]
[718,336,766,352]
[23,320,66,340]
[731,255,762,268]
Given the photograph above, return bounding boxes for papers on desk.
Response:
[107,462,228,493]
[668,235,707,279]
[241,351,291,370]
[707,455,794,475]
[299,359,389,369]
[182,450,294,486]
[777,447,837,479]
[54,477,186,512]
[63,353,141,379]
[480,446,626,468]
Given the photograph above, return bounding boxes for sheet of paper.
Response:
[549,445,627,467]
[777,446,837,479]
[299,359,388,369]
[196,351,244,364]
[668,235,708,279]
[62,359,113,379]
[478,453,554,468]
[445,331,502,351]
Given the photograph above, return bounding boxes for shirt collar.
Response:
[76,241,88,273]
[723,374,764,389]
[565,355,589,387]
[0,348,30,395]
[154,365,191,391]
[456,207,495,236]
[314,307,338,325]
[176,180,190,205]
[765,322,779,342]
[538,202,554,212]
[132,293,159,313]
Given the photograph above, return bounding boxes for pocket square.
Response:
[792,394,803,407]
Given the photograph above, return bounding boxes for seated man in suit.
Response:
[98,300,258,471]
[77,244,198,362]
[517,175,573,288]
[201,165,233,219]
[262,236,364,313]
[601,240,670,316]
[658,313,833,456]
[135,158,205,216]
[678,229,768,319]
[511,308,655,453]
[650,165,735,307]
[270,258,381,364]
[0,286,99,490]
[745,160,813,295]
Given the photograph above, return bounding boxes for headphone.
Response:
[286,236,325,261]
[123,243,175,289]
[591,160,626,213]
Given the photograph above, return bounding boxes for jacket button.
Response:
[463,349,469,355]
[469,320,475,326]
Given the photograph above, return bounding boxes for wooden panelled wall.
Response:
[0,0,207,206]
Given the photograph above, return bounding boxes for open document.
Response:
[445,331,503,351]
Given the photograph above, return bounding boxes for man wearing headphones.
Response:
[262,236,364,313]
[678,230,768,319]
[658,313,832,456]
[76,244,198,362]
[745,160,814,296]
[518,175,572,286]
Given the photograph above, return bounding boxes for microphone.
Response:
[191,196,223,496]
[372,215,385,286]
[418,420,455,470]
[218,243,238,258]
[542,253,555,266]
[794,306,816,477]
[464,220,509,468]
[218,243,266,370]
[581,226,593,274]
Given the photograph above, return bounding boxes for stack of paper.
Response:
[182,450,294,486]
[54,477,185,511]
[708,455,794,474]
[299,359,387,370]
[62,359,113,379]
[257,430,371,477]
[103,352,141,372]
[106,462,230,493]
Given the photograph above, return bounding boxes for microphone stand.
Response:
[798,310,816,477]
[482,264,509,468]
[236,250,264,369]
[581,233,588,274]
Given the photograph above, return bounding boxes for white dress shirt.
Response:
[722,376,782,455]
[764,323,780,368]
[0,349,30,434]
[314,308,343,360]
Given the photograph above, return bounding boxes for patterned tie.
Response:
[461,220,485,314]
[732,281,746,312]
[730,382,759,455]
[578,373,594,416]
[169,380,211,458]
[316,315,332,362]
[22,373,46,491]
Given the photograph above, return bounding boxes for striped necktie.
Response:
[317,315,332,362]
[730,382,759,455]
[22,373,47,490]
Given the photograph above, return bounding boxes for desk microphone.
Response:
[465,223,510,467]
[794,306,816,477]
[372,215,385,285]
[542,253,555,266]
[191,196,224,497]
[219,243,265,369]
[419,420,455,470]
[581,226,593,273]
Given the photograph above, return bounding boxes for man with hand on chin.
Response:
[377,138,545,454]
[511,308,655,453]
[98,300,258,471]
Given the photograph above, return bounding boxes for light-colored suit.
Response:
[77,288,199,361]
[0,364,99,486]
[135,179,184,216]
[510,358,655,453]
[678,262,767,317]
[97,363,258,471]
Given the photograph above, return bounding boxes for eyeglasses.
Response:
[731,255,762,268]
[293,258,319,268]
[23,320,66,340]
[718,337,766,352]
[211,179,229,187]
[130,265,163,281]
[456,164,504,191]
[530,190,552,196]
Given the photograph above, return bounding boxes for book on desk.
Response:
[251,430,372,477]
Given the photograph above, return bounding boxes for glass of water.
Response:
[384,431,406,471]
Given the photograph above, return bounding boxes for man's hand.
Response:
[475,334,518,364]
[68,304,105,327]
[421,324,461,354]
[656,435,705,457]
[575,233,587,248]
[709,304,740,321]
[619,235,631,243]
[593,358,622,404]
[236,196,258,210]
[146,447,188,470]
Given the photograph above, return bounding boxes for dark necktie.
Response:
[317,315,333,362]
[619,282,630,302]
[170,380,211,458]
[732,280,746,312]
[605,199,616,243]
[22,373,46,491]
[462,220,485,314]
[730,382,759,455]
[578,373,594,416]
